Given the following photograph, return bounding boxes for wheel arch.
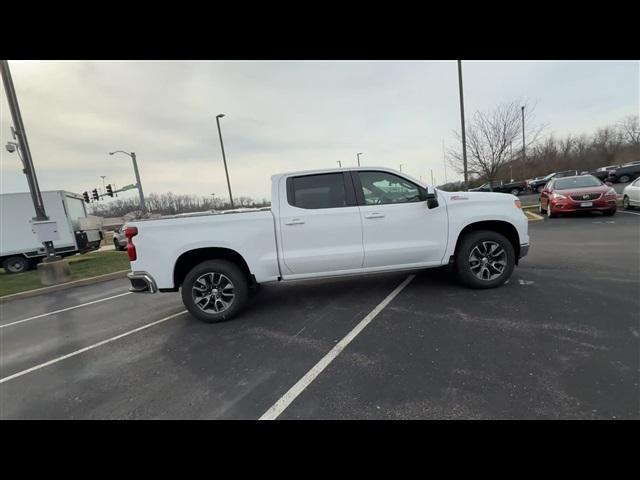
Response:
[452,220,521,264]
[172,247,255,291]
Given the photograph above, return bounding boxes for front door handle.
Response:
[284,218,305,225]
[364,212,385,219]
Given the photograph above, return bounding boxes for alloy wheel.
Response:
[468,241,507,281]
[192,272,235,313]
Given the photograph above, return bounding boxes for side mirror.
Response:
[424,187,439,209]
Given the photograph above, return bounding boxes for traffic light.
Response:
[106,184,114,197]
[92,189,99,201]
[83,191,90,203]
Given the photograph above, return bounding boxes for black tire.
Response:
[618,175,630,184]
[454,230,515,289]
[181,260,249,323]
[2,255,30,274]
[623,196,631,210]
[113,239,121,250]
[602,209,616,216]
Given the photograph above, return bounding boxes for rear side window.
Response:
[288,173,349,209]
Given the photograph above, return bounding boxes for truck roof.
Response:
[271,166,428,187]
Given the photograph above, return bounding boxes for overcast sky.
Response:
[1,60,638,202]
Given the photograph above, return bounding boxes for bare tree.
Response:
[617,114,640,147]
[448,99,545,187]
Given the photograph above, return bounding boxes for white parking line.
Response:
[259,274,415,420]
[0,310,187,384]
[0,292,133,329]
[618,210,640,216]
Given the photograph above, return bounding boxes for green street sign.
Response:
[120,184,137,191]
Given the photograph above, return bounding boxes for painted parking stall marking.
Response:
[0,292,133,329]
[0,310,187,384]
[260,274,415,420]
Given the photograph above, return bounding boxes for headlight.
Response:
[552,193,567,200]
[605,188,617,196]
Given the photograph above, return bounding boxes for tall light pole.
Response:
[399,164,404,172]
[109,150,146,213]
[1,60,61,265]
[100,175,107,193]
[457,60,469,190]
[521,105,526,163]
[442,139,448,184]
[215,113,234,209]
[357,152,363,167]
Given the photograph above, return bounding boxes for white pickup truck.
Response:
[125,167,529,322]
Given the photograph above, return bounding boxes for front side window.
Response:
[357,171,424,205]
[288,173,348,209]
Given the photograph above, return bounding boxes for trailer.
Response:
[0,190,104,273]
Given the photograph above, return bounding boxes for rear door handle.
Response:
[284,218,305,225]
[364,212,385,219]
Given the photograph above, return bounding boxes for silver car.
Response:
[112,225,128,251]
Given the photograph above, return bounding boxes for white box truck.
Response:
[0,190,104,273]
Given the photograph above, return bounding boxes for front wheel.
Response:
[181,260,249,323]
[623,196,631,209]
[539,201,547,214]
[455,231,515,289]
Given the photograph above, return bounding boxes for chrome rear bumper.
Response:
[127,271,158,293]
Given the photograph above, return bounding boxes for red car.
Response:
[539,175,617,218]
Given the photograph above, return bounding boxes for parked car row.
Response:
[468,180,528,195]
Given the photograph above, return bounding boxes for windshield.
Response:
[555,176,602,190]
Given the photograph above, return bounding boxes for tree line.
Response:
[90,192,270,218]
[443,103,638,191]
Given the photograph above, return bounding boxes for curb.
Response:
[0,270,131,304]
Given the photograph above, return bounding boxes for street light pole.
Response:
[399,164,404,172]
[457,60,469,190]
[357,152,363,167]
[1,60,59,262]
[521,105,526,162]
[216,114,234,209]
[100,175,107,193]
[109,150,147,213]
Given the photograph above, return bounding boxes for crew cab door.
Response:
[352,170,448,268]
[278,172,363,275]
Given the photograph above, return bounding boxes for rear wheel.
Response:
[618,175,630,184]
[2,255,30,274]
[455,231,515,289]
[181,260,249,323]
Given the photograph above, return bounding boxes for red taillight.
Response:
[124,226,138,261]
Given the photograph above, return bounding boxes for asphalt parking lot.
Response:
[1,211,639,419]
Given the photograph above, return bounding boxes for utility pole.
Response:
[215,114,234,209]
[457,60,469,190]
[1,60,70,284]
[399,164,404,172]
[357,152,363,167]
[430,169,434,185]
[1,60,60,263]
[521,105,526,164]
[442,139,448,184]
[100,175,107,193]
